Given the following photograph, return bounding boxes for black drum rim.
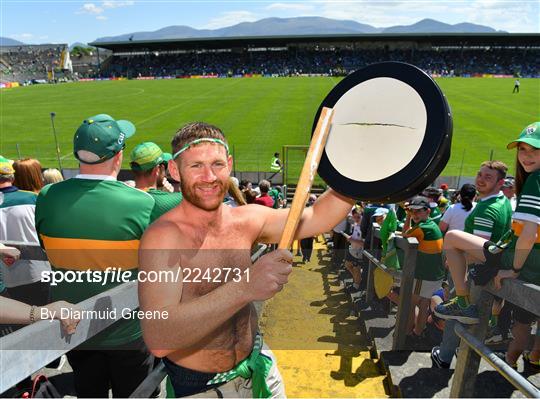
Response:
[313,61,452,203]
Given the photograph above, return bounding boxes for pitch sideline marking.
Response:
[134,79,243,127]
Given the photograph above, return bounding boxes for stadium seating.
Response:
[0,45,68,83]
[103,48,539,78]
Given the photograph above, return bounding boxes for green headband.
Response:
[172,138,229,160]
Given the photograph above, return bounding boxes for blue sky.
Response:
[2,0,539,45]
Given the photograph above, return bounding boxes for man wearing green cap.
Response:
[130,142,183,221]
[35,114,156,397]
[138,122,356,397]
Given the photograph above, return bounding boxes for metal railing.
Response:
[0,279,138,392]
[362,224,419,350]
[0,242,268,397]
[451,278,540,398]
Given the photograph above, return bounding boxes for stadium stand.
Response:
[104,48,539,78]
[0,44,71,83]
[90,34,540,79]
[2,34,537,83]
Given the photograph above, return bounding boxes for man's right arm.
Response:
[138,222,292,358]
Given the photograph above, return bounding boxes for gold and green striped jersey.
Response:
[147,188,182,222]
[502,170,540,284]
[403,218,445,281]
[464,192,512,241]
[35,176,155,347]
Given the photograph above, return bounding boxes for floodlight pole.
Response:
[50,112,63,173]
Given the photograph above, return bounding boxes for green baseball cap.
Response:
[0,156,15,175]
[507,122,540,150]
[73,114,136,164]
[130,142,165,171]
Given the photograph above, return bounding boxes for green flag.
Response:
[380,208,400,270]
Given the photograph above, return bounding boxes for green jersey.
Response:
[268,188,284,209]
[35,177,155,348]
[464,192,512,241]
[147,188,182,222]
[502,170,540,284]
[403,218,445,281]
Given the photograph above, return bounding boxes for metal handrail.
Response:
[0,280,138,392]
[454,323,540,398]
[362,223,418,350]
[362,249,402,278]
[451,277,540,397]
[129,361,167,398]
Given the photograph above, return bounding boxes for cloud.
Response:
[466,1,539,32]
[76,1,133,19]
[203,11,259,29]
[102,1,135,9]
[299,0,538,31]
[266,3,315,12]
[77,3,104,15]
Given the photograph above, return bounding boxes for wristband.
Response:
[511,266,522,274]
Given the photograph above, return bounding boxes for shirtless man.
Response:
[139,122,354,397]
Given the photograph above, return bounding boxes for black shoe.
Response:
[431,346,451,369]
[349,289,365,303]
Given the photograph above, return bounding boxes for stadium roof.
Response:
[90,33,540,51]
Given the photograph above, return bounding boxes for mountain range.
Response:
[0,17,502,47]
[94,17,500,42]
[0,37,24,46]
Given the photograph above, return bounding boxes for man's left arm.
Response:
[257,189,355,243]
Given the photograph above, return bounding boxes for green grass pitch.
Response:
[1,77,538,177]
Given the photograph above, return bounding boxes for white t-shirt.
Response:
[348,223,363,259]
[440,202,477,232]
[333,218,348,233]
[0,188,51,287]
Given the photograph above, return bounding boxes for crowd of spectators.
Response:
[1,117,539,396]
[0,45,67,82]
[333,146,539,374]
[105,47,539,78]
[2,45,537,83]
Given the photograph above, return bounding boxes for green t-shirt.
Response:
[147,188,183,222]
[35,177,155,348]
[404,218,445,281]
[502,170,540,284]
[464,192,512,242]
[268,188,284,209]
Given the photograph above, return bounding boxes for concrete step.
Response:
[380,349,540,398]
[359,298,540,397]
[286,184,326,202]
